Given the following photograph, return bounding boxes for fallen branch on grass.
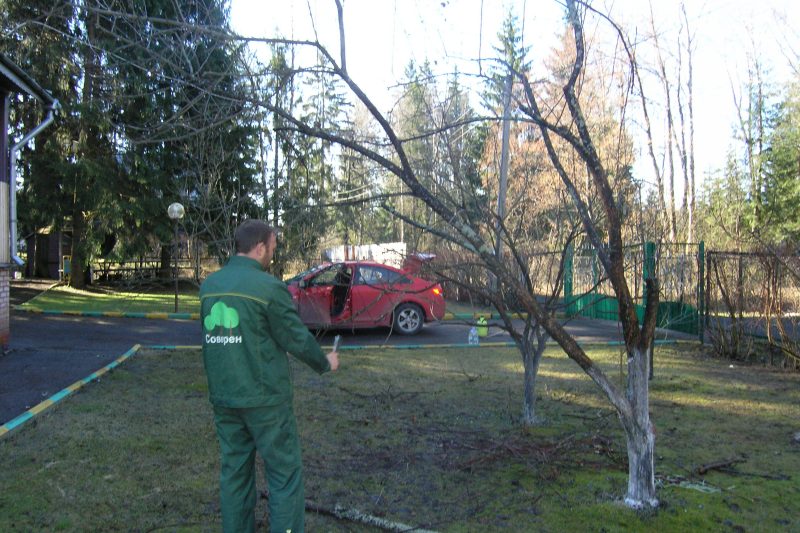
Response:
[456,433,589,470]
[306,500,439,532]
[562,410,615,421]
[695,457,745,475]
[716,468,790,481]
[677,480,721,493]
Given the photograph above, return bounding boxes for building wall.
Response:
[0,94,9,348]
[0,269,8,350]
[0,61,57,351]
[0,172,8,266]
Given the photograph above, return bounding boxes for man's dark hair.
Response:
[234,220,275,254]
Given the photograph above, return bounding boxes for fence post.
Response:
[697,241,705,343]
[705,251,712,336]
[564,243,574,316]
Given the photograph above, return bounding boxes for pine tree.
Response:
[3,0,261,282]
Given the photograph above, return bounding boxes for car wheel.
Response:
[393,303,424,335]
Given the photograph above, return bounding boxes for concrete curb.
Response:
[14,306,199,321]
[0,344,142,438]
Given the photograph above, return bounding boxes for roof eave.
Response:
[0,53,57,107]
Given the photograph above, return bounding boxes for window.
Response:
[311,264,350,286]
[356,266,409,285]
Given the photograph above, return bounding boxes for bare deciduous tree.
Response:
[248,0,661,507]
[14,0,664,507]
[634,1,697,244]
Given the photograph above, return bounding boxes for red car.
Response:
[286,261,445,335]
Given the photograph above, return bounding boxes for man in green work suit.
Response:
[200,220,339,532]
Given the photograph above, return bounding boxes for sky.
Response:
[230,0,799,186]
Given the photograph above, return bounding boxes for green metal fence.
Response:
[563,242,705,339]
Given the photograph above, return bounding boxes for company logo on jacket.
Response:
[203,301,243,345]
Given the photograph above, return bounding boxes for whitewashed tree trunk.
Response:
[621,345,658,508]
[521,347,540,425]
[623,419,657,508]
[521,327,547,426]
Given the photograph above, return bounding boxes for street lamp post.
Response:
[167,202,185,313]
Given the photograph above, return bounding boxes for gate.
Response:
[564,242,705,338]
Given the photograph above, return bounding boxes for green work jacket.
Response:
[200,255,330,407]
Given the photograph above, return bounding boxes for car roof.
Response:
[340,261,402,270]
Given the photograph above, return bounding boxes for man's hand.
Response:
[326,351,339,371]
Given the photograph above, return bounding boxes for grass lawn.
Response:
[18,284,201,314]
[1,344,798,531]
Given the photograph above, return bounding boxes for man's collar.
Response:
[228,255,264,270]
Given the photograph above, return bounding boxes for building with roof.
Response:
[0,53,58,350]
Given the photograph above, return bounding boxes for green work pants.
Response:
[212,403,305,533]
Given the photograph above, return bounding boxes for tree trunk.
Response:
[69,6,99,291]
[621,345,658,508]
[159,244,172,279]
[69,208,88,289]
[521,329,547,426]
[623,419,657,508]
[522,348,538,426]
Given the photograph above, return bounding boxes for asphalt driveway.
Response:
[2,312,201,425]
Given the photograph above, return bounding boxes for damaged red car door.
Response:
[295,264,354,329]
[350,264,401,327]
